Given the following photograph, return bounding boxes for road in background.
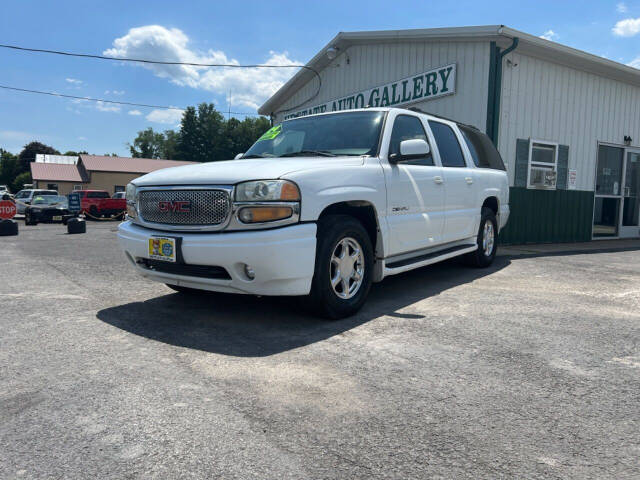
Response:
[1,223,639,479]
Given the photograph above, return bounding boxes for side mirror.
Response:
[391,139,430,162]
[234,153,244,160]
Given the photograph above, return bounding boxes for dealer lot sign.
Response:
[284,64,456,120]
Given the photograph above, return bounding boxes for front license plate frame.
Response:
[148,237,177,263]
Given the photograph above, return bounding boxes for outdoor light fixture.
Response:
[326,47,339,60]
[624,135,632,145]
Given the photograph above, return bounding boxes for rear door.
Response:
[382,113,445,255]
[428,120,478,242]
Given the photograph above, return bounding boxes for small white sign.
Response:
[568,169,577,190]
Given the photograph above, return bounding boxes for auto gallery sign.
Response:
[283,64,456,120]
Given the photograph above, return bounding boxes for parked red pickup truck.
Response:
[76,190,126,218]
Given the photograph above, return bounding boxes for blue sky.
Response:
[1,0,639,156]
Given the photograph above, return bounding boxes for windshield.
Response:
[243,111,386,158]
[32,195,68,207]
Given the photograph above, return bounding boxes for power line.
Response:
[0,84,258,115]
[0,43,322,114]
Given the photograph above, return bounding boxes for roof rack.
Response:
[405,107,480,131]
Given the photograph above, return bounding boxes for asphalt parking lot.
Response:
[1,221,639,479]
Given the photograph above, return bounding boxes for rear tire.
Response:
[307,215,374,319]
[465,207,498,268]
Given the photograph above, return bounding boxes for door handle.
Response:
[433,176,443,184]
[465,177,474,184]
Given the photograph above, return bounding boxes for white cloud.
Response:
[77,136,87,140]
[617,2,628,13]
[540,30,558,41]
[629,57,640,68]
[65,78,83,85]
[128,109,142,116]
[146,108,184,125]
[613,17,640,36]
[95,101,121,113]
[104,25,299,109]
[104,90,125,95]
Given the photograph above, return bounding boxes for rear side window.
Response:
[458,125,506,171]
[428,121,466,167]
[87,191,109,199]
[388,115,433,166]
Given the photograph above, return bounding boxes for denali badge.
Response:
[158,200,192,213]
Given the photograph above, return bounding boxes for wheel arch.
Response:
[317,201,384,262]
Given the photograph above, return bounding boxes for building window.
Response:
[528,141,558,189]
[73,185,84,190]
[47,183,58,191]
[114,185,125,193]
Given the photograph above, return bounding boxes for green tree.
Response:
[12,171,32,192]
[0,150,19,192]
[177,106,199,162]
[18,141,60,173]
[162,130,180,160]
[129,128,166,158]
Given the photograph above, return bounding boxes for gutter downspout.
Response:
[486,36,519,145]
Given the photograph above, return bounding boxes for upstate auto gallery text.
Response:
[283,64,456,120]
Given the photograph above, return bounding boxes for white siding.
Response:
[499,52,640,190]
[273,40,491,131]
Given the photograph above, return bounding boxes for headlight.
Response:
[235,180,300,202]
[125,183,137,219]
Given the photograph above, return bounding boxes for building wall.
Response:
[273,40,491,130]
[86,172,144,194]
[498,51,640,243]
[34,180,83,195]
[498,51,640,190]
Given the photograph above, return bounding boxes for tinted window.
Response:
[388,115,434,166]
[244,111,385,158]
[429,121,466,167]
[35,190,57,196]
[87,191,109,198]
[458,125,506,170]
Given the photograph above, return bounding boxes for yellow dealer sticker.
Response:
[257,124,282,141]
[148,237,176,262]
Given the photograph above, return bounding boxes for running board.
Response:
[383,244,477,277]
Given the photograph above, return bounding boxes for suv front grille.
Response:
[138,189,231,226]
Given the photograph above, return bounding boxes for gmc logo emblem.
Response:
[158,200,191,213]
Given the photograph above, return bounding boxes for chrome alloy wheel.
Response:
[483,220,495,257]
[330,237,365,300]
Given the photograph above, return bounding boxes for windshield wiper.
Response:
[279,150,336,157]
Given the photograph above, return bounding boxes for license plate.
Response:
[148,237,176,262]
[52,216,62,221]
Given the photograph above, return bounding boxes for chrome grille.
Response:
[138,189,230,226]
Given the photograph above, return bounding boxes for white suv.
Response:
[118,108,509,318]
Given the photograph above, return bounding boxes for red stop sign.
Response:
[0,200,17,219]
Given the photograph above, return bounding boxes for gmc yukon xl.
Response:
[118,108,509,318]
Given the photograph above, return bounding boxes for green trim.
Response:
[485,42,498,142]
[499,187,594,245]
[486,38,519,145]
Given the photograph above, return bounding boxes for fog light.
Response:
[237,206,293,223]
[244,264,255,280]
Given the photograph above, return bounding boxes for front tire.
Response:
[308,215,374,319]
[24,211,37,226]
[466,207,498,268]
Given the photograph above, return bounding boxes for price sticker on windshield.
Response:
[258,125,282,141]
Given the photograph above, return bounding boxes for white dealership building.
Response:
[259,25,640,244]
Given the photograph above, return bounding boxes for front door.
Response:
[620,150,640,238]
[593,145,640,238]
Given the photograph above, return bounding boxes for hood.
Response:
[132,157,365,186]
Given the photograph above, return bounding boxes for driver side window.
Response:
[388,115,434,166]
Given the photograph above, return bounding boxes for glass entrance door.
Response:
[593,146,640,239]
[593,145,623,237]
[620,150,640,238]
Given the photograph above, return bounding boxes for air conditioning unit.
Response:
[530,167,557,188]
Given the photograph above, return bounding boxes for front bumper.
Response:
[117,221,317,296]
